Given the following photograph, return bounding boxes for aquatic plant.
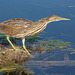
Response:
[35,39,70,53]
[0,64,34,75]
[26,34,41,44]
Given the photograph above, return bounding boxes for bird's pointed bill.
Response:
[57,17,70,21]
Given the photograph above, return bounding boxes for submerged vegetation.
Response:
[27,39,70,54]
[38,39,70,50]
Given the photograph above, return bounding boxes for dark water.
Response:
[0,0,75,75]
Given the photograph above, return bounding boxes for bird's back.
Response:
[0,18,34,27]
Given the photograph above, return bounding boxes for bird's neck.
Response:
[35,17,51,24]
[33,18,51,34]
[36,18,46,23]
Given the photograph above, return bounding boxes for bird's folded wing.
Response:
[0,18,35,36]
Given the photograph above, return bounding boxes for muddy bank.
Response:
[0,45,29,67]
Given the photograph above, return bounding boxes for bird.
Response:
[0,15,70,55]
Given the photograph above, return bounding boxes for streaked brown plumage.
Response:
[0,15,70,55]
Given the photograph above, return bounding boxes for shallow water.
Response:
[0,0,75,75]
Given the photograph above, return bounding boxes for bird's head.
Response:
[47,15,70,22]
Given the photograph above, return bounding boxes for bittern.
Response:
[0,15,70,55]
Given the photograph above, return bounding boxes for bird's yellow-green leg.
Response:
[6,36,16,50]
[22,38,30,55]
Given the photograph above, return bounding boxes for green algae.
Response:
[37,40,70,51]
[0,64,22,72]
[0,64,34,75]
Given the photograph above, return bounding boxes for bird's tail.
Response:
[0,23,5,34]
[0,23,6,37]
